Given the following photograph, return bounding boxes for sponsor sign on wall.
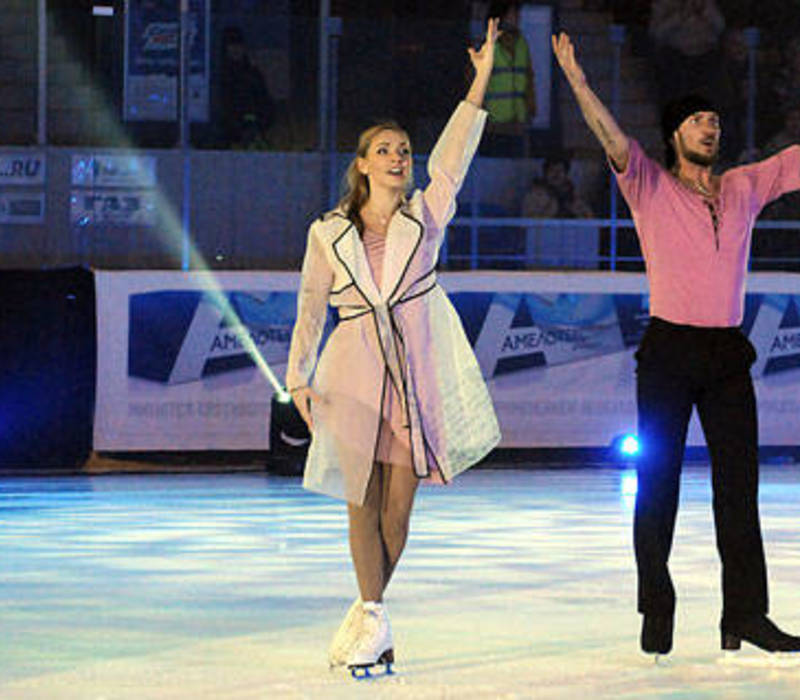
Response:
[0,192,45,224]
[123,0,210,122]
[70,190,158,227]
[0,152,46,224]
[94,271,800,450]
[72,154,157,188]
[0,153,46,185]
[70,154,158,227]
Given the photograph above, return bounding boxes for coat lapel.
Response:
[382,209,423,303]
[331,218,381,308]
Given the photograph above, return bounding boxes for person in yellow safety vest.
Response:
[485,0,536,128]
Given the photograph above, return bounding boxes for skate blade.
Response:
[348,650,395,680]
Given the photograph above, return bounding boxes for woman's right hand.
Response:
[291,386,320,432]
[467,17,500,79]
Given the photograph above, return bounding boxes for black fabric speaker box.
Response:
[0,267,96,470]
[267,393,309,476]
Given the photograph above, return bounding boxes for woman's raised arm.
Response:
[421,18,499,231]
[465,17,500,108]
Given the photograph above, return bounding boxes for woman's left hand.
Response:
[468,17,500,77]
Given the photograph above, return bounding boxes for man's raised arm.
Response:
[552,32,629,172]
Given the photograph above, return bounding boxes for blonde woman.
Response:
[285,18,501,677]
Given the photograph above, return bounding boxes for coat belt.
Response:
[337,276,438,424]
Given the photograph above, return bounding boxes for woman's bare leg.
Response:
[347,462,419,601]
[378,462,419,590]
[348,464,386,602]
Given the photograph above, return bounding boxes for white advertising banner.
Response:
[94,270,307,450]
[94,271,800,451]
[444,272,800,448]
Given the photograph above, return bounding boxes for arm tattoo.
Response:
[595,119,615,150]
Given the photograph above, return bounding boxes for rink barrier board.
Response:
[93,270,800,452]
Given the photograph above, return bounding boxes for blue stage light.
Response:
[619,434,640,457]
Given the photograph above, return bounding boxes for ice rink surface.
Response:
[1,464,799,699]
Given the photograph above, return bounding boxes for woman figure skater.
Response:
[285,18,501,677]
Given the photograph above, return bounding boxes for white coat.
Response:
[286,101,500,505]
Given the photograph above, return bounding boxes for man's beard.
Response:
[676,133,718,167]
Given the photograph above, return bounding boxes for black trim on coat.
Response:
[330,281,355,295]
[394,281,438,307]
[328,206,438,482]
[387,313,428,478]
[331,221,375,311]
[331,219,406,398]
[370,310,403,397]
[338,309,372,322]
[386,210,425,305]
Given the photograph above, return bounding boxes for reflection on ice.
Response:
[0,465,798,698]
[620,469,638,510]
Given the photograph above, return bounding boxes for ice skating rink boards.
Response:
[1,465,799,699]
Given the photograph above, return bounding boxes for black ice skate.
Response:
[641,614,673,657]
[721,614,800,653]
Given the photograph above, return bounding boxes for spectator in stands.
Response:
[219,26,274,149]
[648,0,726,107]
[480,0,537,157]
[522,154,596,267]
[522,154,594,219]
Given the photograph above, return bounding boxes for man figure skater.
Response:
[552,31,800,656]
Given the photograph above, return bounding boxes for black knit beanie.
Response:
[661,94,717,169]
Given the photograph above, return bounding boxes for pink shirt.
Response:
[615,139,800,326]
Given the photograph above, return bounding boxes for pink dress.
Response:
[362,227,414,467]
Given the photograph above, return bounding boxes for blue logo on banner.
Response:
[128,290,323,384]
[452,292,626,378]
[746,294,800,377]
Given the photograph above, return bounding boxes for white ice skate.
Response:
[328,598,362,668]
[347,601,394,679]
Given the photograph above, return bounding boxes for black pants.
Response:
[634,317,768,622]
